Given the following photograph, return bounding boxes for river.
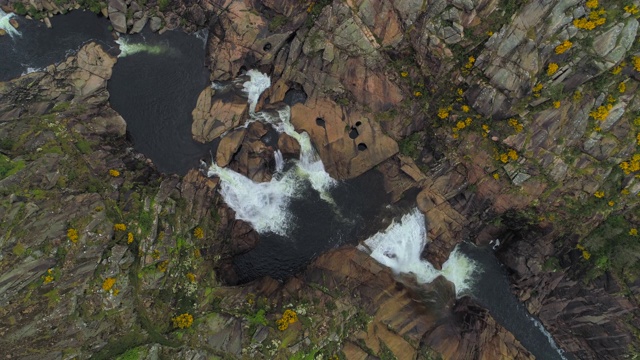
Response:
[0,9,570,360]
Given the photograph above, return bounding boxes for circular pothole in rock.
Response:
[355,121,362,126]
[349,127,359,139]
[263,43,272,51]
[358,143,368,151]
[316,118,326,128]
[283,85,308,106]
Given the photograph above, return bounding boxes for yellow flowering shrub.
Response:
[582,250,591,260]
[547,63,559,76]
[193,227,204,239]
[461,105,470,113]
[114,223,126,231]
[127,232,134,244]
[633,56,640,72]
[67,228,79,243]
[186,273,196,282]
[276,309,298,331]
[608,200,615,207]
[437,108,450,119]
[456,121,467,130]
[589,104,612,121]
[158,260,169,272]
[594,191,605,198]
[500,153,509,163]
[611,65,623,75]
[400,71,408,77]
[493,173,499,180]
[482,124,490,137]
[102,277,116,292]
[172,313,194,329]
[109,169,120,177]
[553,101,561,108]
[555,40,572,54]
[636,133,640,145]
[507,149,518,161]
[586,0,598,9]
[630,228,638,236]
[464,56,475,69]
[508,118,523,133]
[457,88,464,96]
[619,154,640,174]
[624,5,639,14]
[43,268,54,284]
[573,90,583,101]
[414,91,422,97]
[619,82,626,93]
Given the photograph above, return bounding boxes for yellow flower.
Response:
[452,132,459,139]
[456,121,466,130]
[193,227,204,239]
[482,124,490,132]
[576,243,585,251]
[400,71,408,77]
[608,200,615,207]
[67,228,79,243]
[594,191,605,198]
[589,105,610,121]
[465,117,472,126]
[113,289,120,296]
[619,82,626,93]
[621,188,630,195]
[573,90,583,101]
[633,56,640,72]
[461,105,470,112]
[636,133,640,145]
[532,83,543,92]
[109,169,120,177]
[114,223,126,231]
[582,250,591,260]
[555,40,572,54]
[437,108,449,119]
[629,228,638,236]
[102,277,116,292]
[553,101,561,108]
[493,173,499,180]
[276,309,298,331]
[172,313,194,329]
[414,91,423,97]
[594,126,601,132]
[499,153,509,163]
[157,260,169,272]
[585,0,598,9]
[127,232,134,244]
[612,65,623,75]
[507,149,518,161]
[624,5,638,14]
[464,56,476,69]
[186,272,196,282]
[487,31,494,36]
[608,95,616,103]
[547,63,559,76]
[457,88,464,96]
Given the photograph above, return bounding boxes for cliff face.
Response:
[1,0,640,358]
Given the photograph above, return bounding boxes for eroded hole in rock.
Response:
[349,127,359,139]
[316,118,326,128]
[283,85,308,106]
[355,121,362,126]
[358,143,367,151]
[238,65,248,76]
[263,43,272,51]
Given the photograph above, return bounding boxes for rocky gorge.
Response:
[1,0,640,359]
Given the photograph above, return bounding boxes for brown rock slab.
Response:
[191,87,249,143]
[216,128,246,167]
[290,98,398,179]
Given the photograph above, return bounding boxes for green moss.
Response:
[398,132,423,159]
[0,155,25,179]
[12,242,26,256]
[51,102,71,113]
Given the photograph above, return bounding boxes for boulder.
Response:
[216,128,246,167]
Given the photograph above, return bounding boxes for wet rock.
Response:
[130,15,147,34]
[149,16,162,32]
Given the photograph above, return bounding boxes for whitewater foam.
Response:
[206,69,337,233]
[207,163,299,235]
[358,208,477,297]
[242,69,271,114]
[0,10,21,38]
[530,316,569,360]
[115,37,168,57]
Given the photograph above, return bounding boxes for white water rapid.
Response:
[358,208,477,297]
[115,37,168,57]
[206,70,336,235]
[0,10,21,38]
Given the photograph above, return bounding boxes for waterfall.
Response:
[274,150,284,173]
[0,10,21,38]
[358,208,477,297]
[115,37,169,57]
[207,163,299,236]
[206,70,337,234]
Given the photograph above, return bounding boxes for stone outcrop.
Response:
[191,86,249,143]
